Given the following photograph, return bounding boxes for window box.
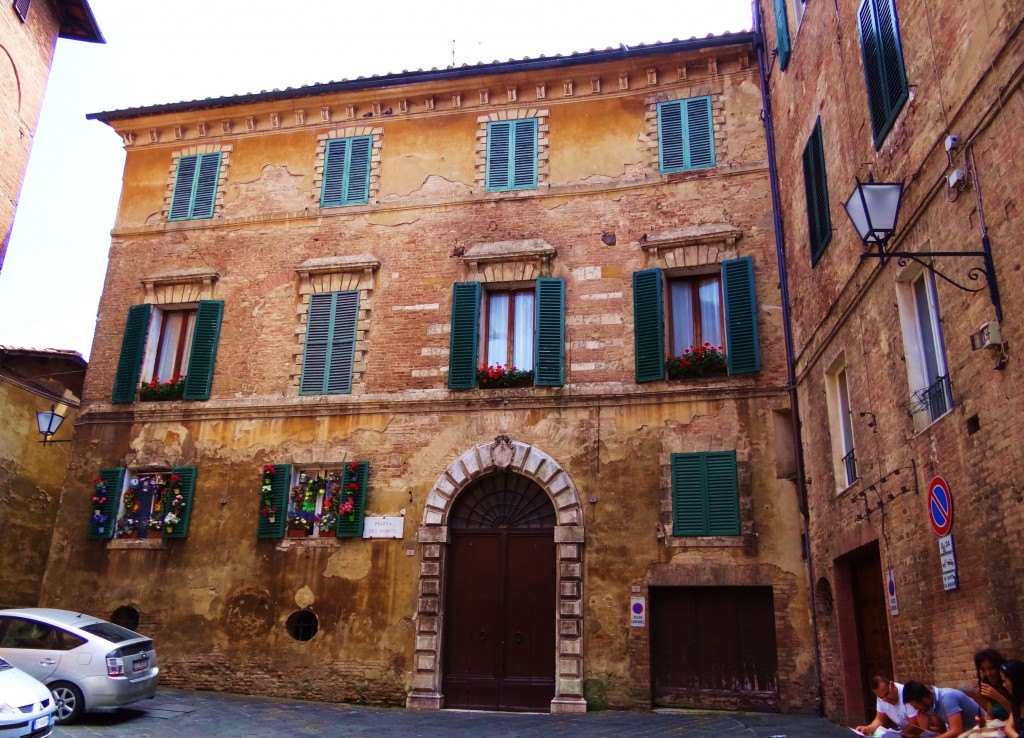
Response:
[477,365,534,389]
[138,377,186,401]
[665,345,727,380]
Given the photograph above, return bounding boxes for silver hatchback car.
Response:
[0,609,158,724]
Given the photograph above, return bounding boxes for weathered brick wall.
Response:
[0,0,61,271]
[763,0,1024,723]
[48,42,817,712]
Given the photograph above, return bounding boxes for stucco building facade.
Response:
[0,0,102,272]
[45,34,819,713]
[759,0,1024,724]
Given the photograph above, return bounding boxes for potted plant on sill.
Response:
[287,511,314,537]
[115,517,142,539]
[315,513,337,537]
[476,363,534,389]
[259,466,277,522]
[665,343,727,380]
[163,512,180,534]
[138,375,186,401]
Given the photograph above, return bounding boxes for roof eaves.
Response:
[56,0,104,43]
[87,33,753,123]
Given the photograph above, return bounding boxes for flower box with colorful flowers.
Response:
[138,376,186,401]
[665,344,728,380]
[476,364,534,389]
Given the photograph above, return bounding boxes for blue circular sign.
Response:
[631,602,644,615]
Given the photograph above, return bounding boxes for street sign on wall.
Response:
[927,476,953,537]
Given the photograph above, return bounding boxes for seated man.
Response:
[903,680,983,738]
[854,676,919,735]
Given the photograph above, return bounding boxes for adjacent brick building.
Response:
[43,34,821,712]
[759,0,1024,724]
[0,0,102,272]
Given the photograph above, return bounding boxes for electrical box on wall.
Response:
[970,321,1002,351]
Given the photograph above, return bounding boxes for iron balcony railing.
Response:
[902,375,952,421]
[842,448,858,487]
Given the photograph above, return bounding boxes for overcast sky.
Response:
[0,0,752,359]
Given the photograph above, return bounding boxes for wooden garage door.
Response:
[650,586,780,711]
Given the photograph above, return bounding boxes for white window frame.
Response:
[793,0,808,29]
[825,357,857,492]
[141,304,197,384]
[115,471,171,538]
[289,467,344,536]
[896,267,953,431]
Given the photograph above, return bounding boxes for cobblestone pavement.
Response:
[52,688,853,737]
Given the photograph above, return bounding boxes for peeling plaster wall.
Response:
[52,42,817,712]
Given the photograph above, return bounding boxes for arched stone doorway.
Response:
[406,436,586,714]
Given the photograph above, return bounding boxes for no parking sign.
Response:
[928,477,953,536]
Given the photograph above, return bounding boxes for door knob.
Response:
[478,630,487,642]
[514,632,524,644]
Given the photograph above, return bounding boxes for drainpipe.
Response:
[752,0,826,716]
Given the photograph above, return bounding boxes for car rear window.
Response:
[79,622,143,643]
[0,657,10,670]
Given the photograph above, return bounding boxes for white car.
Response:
[0,656,56,738]
[0,609,158,725]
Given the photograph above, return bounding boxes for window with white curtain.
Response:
[485,288,534,371]
[668,274,724,356]
[896,268,952,430]
[141,306,197,383]
[825,359,858,491]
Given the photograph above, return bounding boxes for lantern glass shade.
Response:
[844,180,903,245]
[36,407,65,438]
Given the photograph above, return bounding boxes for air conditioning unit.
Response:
[970,321,1002,351]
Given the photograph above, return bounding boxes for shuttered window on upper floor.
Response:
[169,153,222,221]
[300,291,359,395]
[858,0,909,148]
[657,97,715,173]
[772,0,792,70]
[321,136,372,207]
[802,118,832,266]
[13,0,32,21]
[486,119,538,191]
[672,451,741,536]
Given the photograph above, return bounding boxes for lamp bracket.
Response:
[860,236,1003,322]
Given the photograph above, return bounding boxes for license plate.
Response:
[33,715,50,730]
[134,657,149,672]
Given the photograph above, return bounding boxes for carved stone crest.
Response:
[491,435,515,469]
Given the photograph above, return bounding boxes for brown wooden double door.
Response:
[442,529,555,711]
[650,586,780,711]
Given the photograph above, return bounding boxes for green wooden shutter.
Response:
[859,0,908,148]
[658,98,715,172]
[722,257,760,375]
[111,304,152,404]
[182,300,223,401]
[672,454,706,536]
[705,451,741,535]
[534,277,565,387]
[191,152,221,219]
[169,155,198,221]
[486,121,512,190]
[257,464,290,539]
[89,468,124,540]
[633,269,665,383]
[336,461,369,538]
[803,119,833,264]
[448,282,481,389]
[773,0,792,70]
[345,136,372,204]
[672,452,740,536]
[511,119,538,189]
[163,466,196,539]
[685,97,715,169]
[300,291,358,395]
[322,137,373,207]
[658,101,685,172]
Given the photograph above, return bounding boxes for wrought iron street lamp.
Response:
[36,404,70,445]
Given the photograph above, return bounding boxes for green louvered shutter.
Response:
[191,152,221,219]
[300,291,358,395]
[672,454,706,536]
[633,269,665,383]
[803,119,833,264]
[658,98,715,172]
[658,101,685,172]
[486,121,512,190]
[448,282,481,389]
[672,452,740,536]
[322,137,372,207]
[773,0,792,70]
[182,300,223,401]
[257,464,290,539]
[722,257,760,375]
[89,468,124,540]
[164,466,196,539]
[859,0,908,148]
[111,304,152,403]
[685,97,715,169]
[511,119,538,189]
[705,451,741,535]
[169,155,198,221]
[336,461,369,538]
[534,277,565,387]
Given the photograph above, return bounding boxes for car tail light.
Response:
[106,655,125,677]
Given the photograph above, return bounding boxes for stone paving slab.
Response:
[53,688,853,737]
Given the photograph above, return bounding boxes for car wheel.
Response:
[50,681,84,724]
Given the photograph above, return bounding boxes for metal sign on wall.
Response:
[630,597,646,627]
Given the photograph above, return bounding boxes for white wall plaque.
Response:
[362,516,404,539]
